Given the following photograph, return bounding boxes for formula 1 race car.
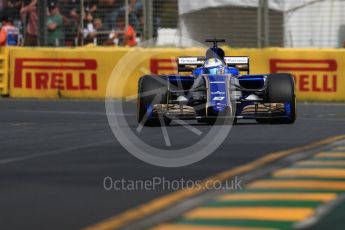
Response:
[137,39,296,126]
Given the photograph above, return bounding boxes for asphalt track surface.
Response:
[1,99,345,230]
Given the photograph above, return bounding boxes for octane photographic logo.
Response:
[105,36,234,167]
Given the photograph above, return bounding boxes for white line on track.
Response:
[6,110,136,116]
[0,140,114,165]
[298,117,345,122]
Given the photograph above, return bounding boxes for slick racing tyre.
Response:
[257,73,296,124]
[137,75,171,127]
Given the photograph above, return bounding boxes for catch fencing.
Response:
[3,0,345,48]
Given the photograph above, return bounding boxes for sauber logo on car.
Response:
[270,59,337,92]
[14,58,98,90]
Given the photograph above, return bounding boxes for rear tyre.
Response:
[257,73,296,124]
[137,75,171,127]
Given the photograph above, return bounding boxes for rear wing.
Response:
[177,56,250,74]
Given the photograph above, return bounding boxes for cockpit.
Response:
[203,58,227,75]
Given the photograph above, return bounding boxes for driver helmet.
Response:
[206,47,225,61]
[204,58,226,75]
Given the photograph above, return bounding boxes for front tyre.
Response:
[137,75,171,127]
[257,73,296,124]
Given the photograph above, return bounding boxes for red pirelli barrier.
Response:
[14,58,98,91]
[270,59,337,93]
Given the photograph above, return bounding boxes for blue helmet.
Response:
[203,58,226,75]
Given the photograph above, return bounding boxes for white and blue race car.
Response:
[137,39,296,126]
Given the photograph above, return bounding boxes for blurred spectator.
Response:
[99,0,117,30]
[59,0,99,46]
[59,0,80,21]
[83,16,96,44]
[0,15,19,46]
[47,1,63,46]
[136,7,143,41]
[59,0,81,46]
[97,0,115,24]
[105,11,136,46]
[0,1,4,18]
[6,0,144,47]
[5,1,22,25]
[102,0,142,31]
[84,0,98,15]
[21,0,38,46]
[83,5,93,27]
[127,0,142,33]
[83,17,107,45]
